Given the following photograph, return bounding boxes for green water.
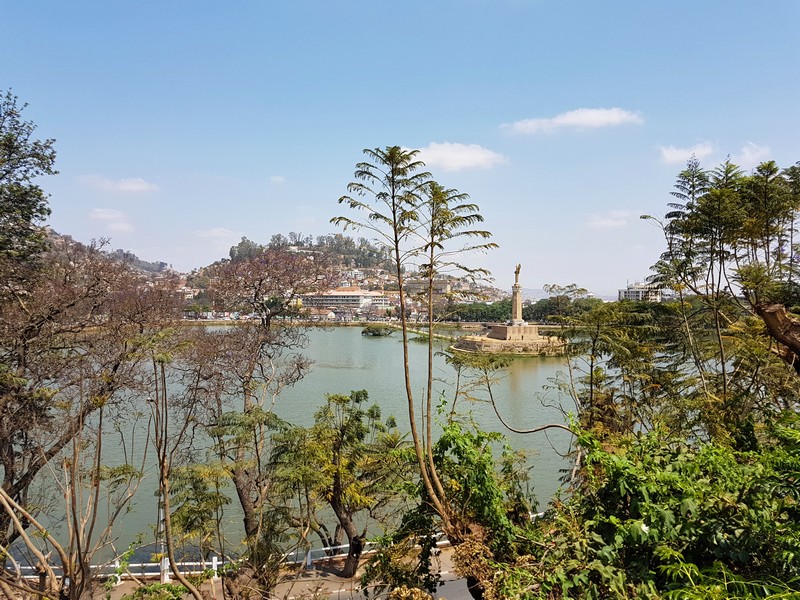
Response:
[277,326,573,503]
[39,326,574,561]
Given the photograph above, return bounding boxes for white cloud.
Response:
[269,175,286,184]
[196,227,239,241]
[658,141,715,164]
[89,208,134,232]
[80,175,159,193]
[585,210,632,230]
[108,221,134,232]
[503,107,644,134]
[195,227,242,253]
[735,142,771,170]
[416,142,506,172]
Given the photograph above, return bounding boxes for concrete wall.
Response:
[455,334,565,356]
[486,324,545,342]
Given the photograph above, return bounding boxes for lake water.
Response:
[37,325,575,562]
[277,326,574,502]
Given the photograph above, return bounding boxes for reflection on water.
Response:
[38,326,574,561]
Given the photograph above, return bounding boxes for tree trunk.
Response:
[329,499,361,578]
[339,534,363,579]
[755,302,800,375]
[231,467,259,539]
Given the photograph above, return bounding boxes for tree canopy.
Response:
[0,90,56,261]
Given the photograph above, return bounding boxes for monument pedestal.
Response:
[453,263,566,356]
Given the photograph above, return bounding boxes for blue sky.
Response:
[4,1,799,296]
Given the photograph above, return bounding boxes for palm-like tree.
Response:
[414,181,497,513]
[333,147,453,526]
[333,148,498,545]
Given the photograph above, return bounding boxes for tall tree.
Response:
[175,247,335,595]
[333,146,447,526]
[335,148,516,599]
[0,90,56,262]
[0,239,183,597]
[414,180,496,519]
[647,157,800,442]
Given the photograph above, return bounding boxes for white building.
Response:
[302,287,390,314]
[618,282,663,302]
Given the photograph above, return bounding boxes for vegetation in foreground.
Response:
[1,90,800,599]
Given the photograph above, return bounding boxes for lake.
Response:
[36,325,575,562]
[276,325,574,502]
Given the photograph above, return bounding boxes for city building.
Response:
[618,282,663,302]
[301,287,391,315]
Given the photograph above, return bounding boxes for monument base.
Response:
[453,322,566,356]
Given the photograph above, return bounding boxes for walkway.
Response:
[97,546,470,599]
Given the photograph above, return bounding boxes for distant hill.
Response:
[107,249,169,273]
[47,231,170,274]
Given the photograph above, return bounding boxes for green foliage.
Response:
[451,299,511,323]
[121,582,188,600]
[105,535,145,592]
[361,529,442,598]
[169,462,230,555]
[364,417,534,593]
[646,157,800,444]
[228,236,264,262]
[271,389,408,577]
[95,463,144,494]
[0,89,57,261]
[485,420,800,598]
[414,180,496,285]
[434,421,530,560]
[362,324,395,336]
[559,300,664,439]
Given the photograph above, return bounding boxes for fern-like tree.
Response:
[334,148,500,546]
[332,147,442,517]
[413,180,497,523]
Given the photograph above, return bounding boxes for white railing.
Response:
[10,535,452,586]
[14,556,227,586]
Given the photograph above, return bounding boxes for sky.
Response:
[3,1,799,297]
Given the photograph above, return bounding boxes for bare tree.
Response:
[0,238,183,597]
[173,248,336,594]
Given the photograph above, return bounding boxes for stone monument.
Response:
[454,264,565,355]
[511,263,524,326]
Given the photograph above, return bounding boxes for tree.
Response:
[646,157,800,443]
[363,418,535,598]
[477,420,800,598]
[205,246,334,326]
[0,239,183,598]
[452,299,511,323]
[335,147,516,598]
[168,248,336,595]
[0,90,57,262]
[414,180,497,531]
[169,464,230,562]
[272,390,406,578]
[146,337,205,600]
[333,146,444,525]
[228,236,264,262]
[336,148,483,534]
